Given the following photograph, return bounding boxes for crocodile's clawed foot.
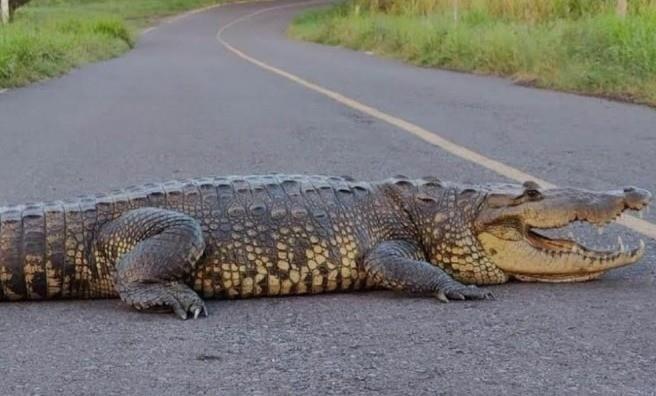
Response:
[192,305,209,320]
[121,281,208,320]
[162,283,208,320]
[434,285,493,303]
[173,296,208,321]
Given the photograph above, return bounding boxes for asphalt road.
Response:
[1,1,656,394]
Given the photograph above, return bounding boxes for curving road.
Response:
[1,1,655,394]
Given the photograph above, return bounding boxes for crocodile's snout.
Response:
[622,186,651,210]
[472,183,651,283]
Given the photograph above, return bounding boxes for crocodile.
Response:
[0,174,651,319]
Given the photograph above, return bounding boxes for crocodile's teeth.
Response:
[638,210,644,219]
[568,232,575,240]
[618,236,624,252]
[597,226,605,235]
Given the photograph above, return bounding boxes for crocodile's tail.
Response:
[0,180,202,301]
[0,177,270,301]
[0,199,118,301]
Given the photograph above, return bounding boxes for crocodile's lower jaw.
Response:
[477,230,645,282]
[512,272,605,283]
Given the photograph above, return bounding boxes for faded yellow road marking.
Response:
[216,0,656,240]
[142,0,278,36]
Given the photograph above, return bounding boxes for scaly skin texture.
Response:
[0,174,650,319]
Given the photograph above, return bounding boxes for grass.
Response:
[0,0,235,88]
[289,0,656,107]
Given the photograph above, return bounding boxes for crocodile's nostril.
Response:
[623,187,636,193]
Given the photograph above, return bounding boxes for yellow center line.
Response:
[216,0,656,240]
[142,0,279,36]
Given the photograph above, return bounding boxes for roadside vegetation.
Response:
[0,0,232,88]
[289,0,656,107]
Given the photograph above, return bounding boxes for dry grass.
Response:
[290,0,656,107]
[355,0,656,21]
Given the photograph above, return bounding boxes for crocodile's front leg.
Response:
[364,241,493,302]
[97,208,207,320]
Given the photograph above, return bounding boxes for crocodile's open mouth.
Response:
[476,187,651,283]
[526,225,645,266]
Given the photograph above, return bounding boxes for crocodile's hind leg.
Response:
[97,208,207,320]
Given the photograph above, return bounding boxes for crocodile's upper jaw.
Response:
[474,184,651,283]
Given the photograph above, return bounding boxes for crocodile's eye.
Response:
[525,189,542,200]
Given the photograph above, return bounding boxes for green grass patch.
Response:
[289,2,656,107]
[0,0,233,88]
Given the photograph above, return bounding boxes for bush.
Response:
[0,0,231,88]
[0,12,133,87]
[9,0,32,19]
